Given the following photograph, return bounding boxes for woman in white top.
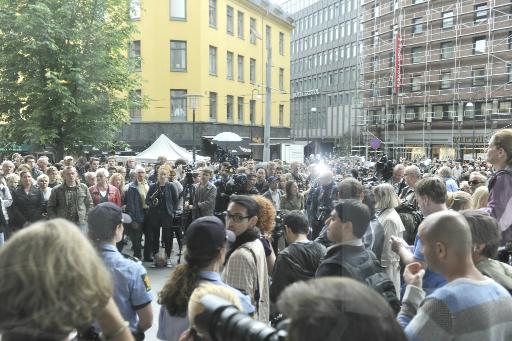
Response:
[37,174,52,218]
[373,183,405,295]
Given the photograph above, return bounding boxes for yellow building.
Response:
[122,0,293,158]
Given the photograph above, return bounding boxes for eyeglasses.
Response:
[469,180,483,186]
[224,211,250,223]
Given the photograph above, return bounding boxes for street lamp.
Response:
[308,107,317,157]
[187,93,203,164]
[465,102,474,160]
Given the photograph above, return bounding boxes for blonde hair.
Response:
[373,183,400,210]
[109,172,125,192]
[471,186,489,209]
[449,191,472,211]
[0,219,112,339]
[188,283,242,331]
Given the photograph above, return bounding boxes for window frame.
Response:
[170,40,187,71]
[170,89,187,119]
[170,0,187,21]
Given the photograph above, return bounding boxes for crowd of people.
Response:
[1,129,512,340]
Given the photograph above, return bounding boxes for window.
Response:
[475,4,488,24]
[129,0,141,19]
[352,43,357,58]
[440,41,454,59]
[509,31,512,49]
[237,11,244,38]
[170,41,186,71]
[442,11,454,29]
[209,92,217,119]
[412,18,422,34]
[170,0,186,20]
[209,0,216,27]
[279,68,284,91]
[237,97,244,121]
[412,0,424,4]
[250,17,257,44]
[250,58,256,83]
[279,32,284,56]
[237,55,244,82]
[411,46,422,63]
[226,6,233,34]
[129,40,141,71]
[411,74,422,91]
[209,46,217,75]
[170,90,187,118]
[508,63,512,83]
[472,68,486,86]
[440,72,452,89]
[226,95,233,120]
[473,36,486,54]
[279,105,284,126]
[129,90,142,119]
[250,99,256,124]
[266,25,271,49]
[226,51,233,80]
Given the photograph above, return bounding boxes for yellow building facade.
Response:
[124,0,293,153]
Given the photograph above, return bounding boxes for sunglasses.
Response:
[469,180,483,186]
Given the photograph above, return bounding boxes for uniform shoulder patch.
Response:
[141,274,151,292]
[122,253,140,262]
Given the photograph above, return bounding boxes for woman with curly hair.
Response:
[110,172,126,203]
[252,195,277,275]
[157,217,254,341]
[0,219,132,341]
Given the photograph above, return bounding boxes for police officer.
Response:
[88,202,154,340]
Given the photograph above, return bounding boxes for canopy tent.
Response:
[118,134,209,163]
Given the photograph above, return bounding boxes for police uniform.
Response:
[100,243,154,331]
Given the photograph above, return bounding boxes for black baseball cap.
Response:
[186,216,235,258]
[88,202,132,241]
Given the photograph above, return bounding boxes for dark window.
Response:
[474,4,488,24]
[412,18,422,34]
[442,11,454,29]
[472,68,486,86]
[440,41,454,60]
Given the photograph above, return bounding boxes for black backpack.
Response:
[395,202,423,245]
[343,250,401,315]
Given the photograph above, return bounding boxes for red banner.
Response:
[395,33,402,92]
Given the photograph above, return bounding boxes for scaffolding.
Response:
[356,0,512,159]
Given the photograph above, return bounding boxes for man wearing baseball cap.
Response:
[88,202,153,340]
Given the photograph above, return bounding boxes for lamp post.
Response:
[465,102,474,160]
[308,107,317,157]
[187,94,203,164]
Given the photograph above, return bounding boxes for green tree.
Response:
[0,0,139,159]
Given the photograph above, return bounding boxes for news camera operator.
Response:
[307,171,338,239]
[214,162,233,220]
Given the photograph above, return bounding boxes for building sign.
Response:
[394,33,402,92]
[291,88,320,99]
[452,136,485,144]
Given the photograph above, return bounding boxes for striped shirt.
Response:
[398,277,512,340]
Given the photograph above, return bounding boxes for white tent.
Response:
[119,134,209,163]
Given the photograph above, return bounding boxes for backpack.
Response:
[395,202,423,245]
[343,250,401,315]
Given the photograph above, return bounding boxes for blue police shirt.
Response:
[100,243,154,331]
[413,236,447,294]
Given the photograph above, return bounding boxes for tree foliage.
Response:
[0,0,138,158]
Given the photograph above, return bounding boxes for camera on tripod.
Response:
[194,294,287,341]
[184,164,199,186]
[271,211,284,255]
